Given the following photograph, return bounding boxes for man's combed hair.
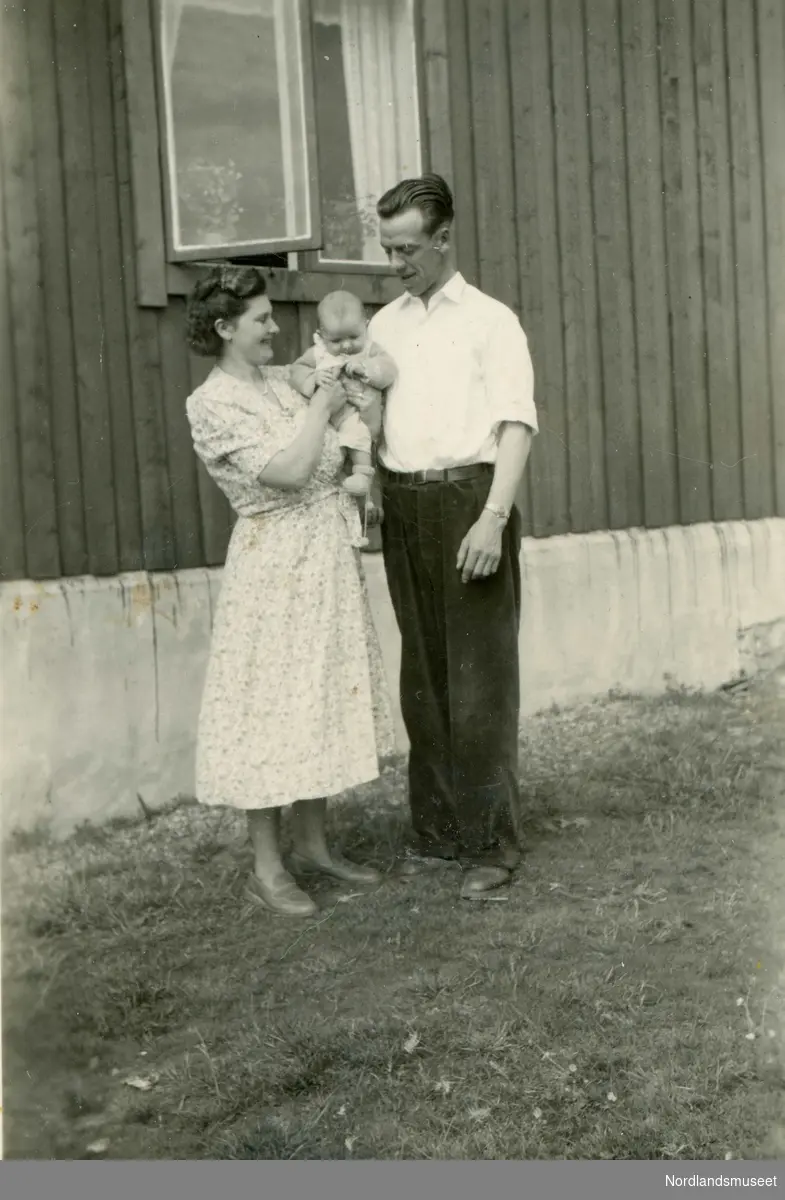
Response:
[377,174,454,235]
[186,265,267,358]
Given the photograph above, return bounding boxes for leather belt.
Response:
[378,463,492,485]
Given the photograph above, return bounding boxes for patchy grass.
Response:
[3,682,784,1161]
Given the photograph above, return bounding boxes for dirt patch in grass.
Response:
[3,682,784,1160]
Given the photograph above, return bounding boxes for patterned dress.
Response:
[186,365,395,810]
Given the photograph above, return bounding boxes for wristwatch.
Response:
[484,502,510,523]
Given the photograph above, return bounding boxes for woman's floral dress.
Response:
[186,365,395,809]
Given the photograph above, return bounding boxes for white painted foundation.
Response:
[2,519,783,839]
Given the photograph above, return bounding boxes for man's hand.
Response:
[456,510,505,583]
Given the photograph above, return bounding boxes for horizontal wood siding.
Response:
[1,0,782,583]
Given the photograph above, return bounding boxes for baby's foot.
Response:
[342,474,372,497]
[343,462,375,495]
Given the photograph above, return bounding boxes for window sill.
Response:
[166,264,404,307]
[300,251,398,277]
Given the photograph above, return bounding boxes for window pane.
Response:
[311,0,422,265]
[160,0,313,255]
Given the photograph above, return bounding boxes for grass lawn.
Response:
[3,680,784,1160]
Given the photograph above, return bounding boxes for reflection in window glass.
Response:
[160,0,312,254]
[311,0,422,265]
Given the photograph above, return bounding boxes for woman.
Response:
[185,265,395,917]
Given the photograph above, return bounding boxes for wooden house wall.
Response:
[446,0,785,539]
[1,0,783,582]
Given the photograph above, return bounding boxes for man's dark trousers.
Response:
[380,466,522,866]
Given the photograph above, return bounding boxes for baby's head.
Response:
[316,291,367,357]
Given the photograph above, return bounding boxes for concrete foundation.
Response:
[2,519,783,838]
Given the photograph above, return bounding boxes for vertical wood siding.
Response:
[1,0,782,581]
[448,0,782,539]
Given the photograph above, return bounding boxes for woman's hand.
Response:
[344,381,382,438]
[258,378,346,492]
[342,376,366,402]
[313,378,347,419]
[343,360,369,383]
[315,365,341,390]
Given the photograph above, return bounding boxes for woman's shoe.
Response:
[288,852,381,885]
[244,871,318,916]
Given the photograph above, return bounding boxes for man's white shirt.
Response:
[368,271,538,473]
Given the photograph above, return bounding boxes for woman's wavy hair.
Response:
[186,265,268,358]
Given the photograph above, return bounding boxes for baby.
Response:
[290,290,397,499]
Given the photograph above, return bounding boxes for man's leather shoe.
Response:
[460,865,513,900]
[395,849,458,878]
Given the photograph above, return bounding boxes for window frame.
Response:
[152,0,324,263]
[302,0,430,276]
[121,0,449,307]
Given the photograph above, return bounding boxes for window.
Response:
[158,0,319,259]
[156,0,421,265]
[310,0,422,266]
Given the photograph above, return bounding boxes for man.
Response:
[368,174,538,900]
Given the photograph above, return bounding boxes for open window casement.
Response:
[156,0,321,261]
[304,0,423,272]
[122,0,322,306]
[122,0,442,307]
